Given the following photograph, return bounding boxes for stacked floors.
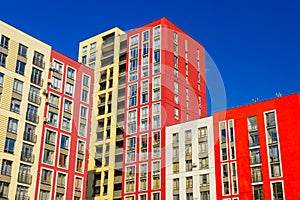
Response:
[122,18,207,200]
[78,28,127,200]
[0,21,51,200]
[35,50,94,200]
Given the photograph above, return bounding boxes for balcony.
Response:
[252,173,262,183]
[26,112,39,124]
[33,57,45,69]
[21,154,35,164]
[18,172,32,184]
[102,49,114,59]
[23,131,37,143]
[28,92,41,105]
[31,77,44,87]
[102,37,115,48]
[15,194,30,200]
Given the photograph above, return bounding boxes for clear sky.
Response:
[1,0,300,113]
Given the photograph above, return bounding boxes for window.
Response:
[139,163,147,190]
[83,75,89,87]
[250,148,261,165]
[185,144,192,156]
[141,80,148,104]
[152,103,160,129]
[0,182,9,198]
[53,60,63,74]
[65,82,74,96]
[199,157,209,169]
[174,82,178,104]
[128,84,137,107]
[51,76,61,91]
[174,55,178,77]
[60,135,69,149]
[152,161,160,189]
[26,104,38,123]
[90,42,96,51]
[200,174,209,186]
[43,149,54,165]
[272,182,284,200]
[126,166,136,192]
[173,178,179,190]
[89,52,96,63]
[0,73,3,86]
[265,111,276,127]
[140,107,148,131]
[82,55,87,65]
[1,159,12,176]
[48,111,58,127]
[24,123,36,143]
[153,131,160,158]
[186,176,193,188]
[0,35,9,49]
[16,185,29,200]
[15,60,26,75]
[59,153,68,168]
[152,76,160,101]
[13,79,23,94]
[253,185,264,200]
[67,67,75,80]
[79,123,86,137]
[249,131,259,147]
[76,158,83,172]
[143,31,149,41]
[41,169,52,184]
[127,137,136,163]
[45,130,56,145]
[154,26,161,37]
[21,143,34,163]
[10,98,21,113]
[63,99,72,113]
[267,128,278,144]
[33,51,44,68]
[153,193,160,200]
[223,181,230,195]
[154,50,160,64]
[62,117,71,131]
[142,56,149,77]
[143,43,149,55]
[130,47,138,59]
[129,59,138,82]
[186,160,192,171]
[140,134,148,160]
[82,46,87,54]
[57,173,66,188]
[0,52,7,67]
[81,89,88,102]
[128,110,137,134]
[269,145,280,162]
[130,35,138,46]
[252,167,262,182]
[199,141,208,153]
[173,162,179,173]
[78,141,85,154]
[174,108,179,120]
[7,118,18,133]
[39,190,50,200]
[80,106,87,119]
[248,116,258,131]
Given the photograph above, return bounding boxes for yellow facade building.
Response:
[78,28,126,200]
[0,20,51,199]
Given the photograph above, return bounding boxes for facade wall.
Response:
[166,117,216,200]
[35,50,94,200]
[122,18,207,200]
[0,20,51,199]
[78,28,126,200]
[213,94,300,200]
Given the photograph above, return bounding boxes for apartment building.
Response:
[78,28,127,200]
[122,18,207,200]
[34,50,94,200]
[166,117,216,200]
[213,94,300,200]
[0,20,51,199]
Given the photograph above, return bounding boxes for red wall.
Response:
[35,50,94,200]
[213,94,300,199]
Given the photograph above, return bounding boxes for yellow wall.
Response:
[0,20,51,199]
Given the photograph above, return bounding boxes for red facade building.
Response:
[35,50,94,200]
[122,18,207,200]
[213,94,300,200]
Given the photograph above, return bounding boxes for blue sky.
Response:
[1,0,300,112]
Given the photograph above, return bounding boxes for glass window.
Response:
[0,73,4,86]
[15,60,26,75]
[128,84,137,107]
[45,130,56,145]
[83,75,89,87]
[0,52,7,67]
[90,42,96,51]
[13,79,23,94]
[62,117,71,131]
[41,169,52,184]
[33,51,44,68]
[4,138,15,154]
[152,76,160,101]
[128,110,137,134]
[65,82,74,96]
[48,111,58,127]
[10,98,21,113]
[141,80,148,104]
[60,135,69,149]
[80,106,87,119]
[81,89,88,102]
[272,182,283,199]
[140,107,148,131]
[53,60,63,74]
[82,46,87,54]
[143,31,149,41]
[51,76,61,91]
[7,118,18,133]
[0,35,9,49]
[67,67,75,80]
[130,35,138,46]
[152,103,160,129]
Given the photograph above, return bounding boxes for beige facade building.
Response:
[78,28,126,200]
[0,20,51,199]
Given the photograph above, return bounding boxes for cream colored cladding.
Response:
[0,20,51,199]
[79,28,126,200]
